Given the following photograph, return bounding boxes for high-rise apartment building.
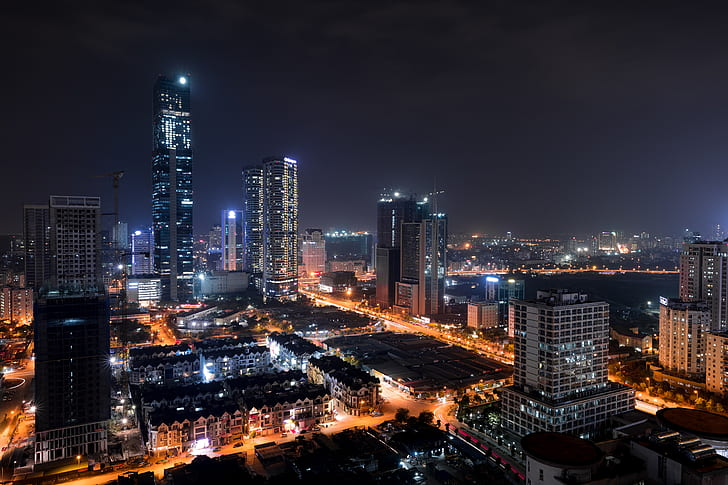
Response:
[222,210,243,271]
[300,228,326,276]
[23,204,50,289]
[375,193,428,309]
[501,290,634,438]
[242,166,264,278]
[49,196,101,290]
[679,241,728,331]
[24,196,101,291]
[34,292,110,464]
[129,228,154,275]
[0,287,33,324]
[152,74,193,302]
[658,298,710,378]
[706,332,728,397]
[262,157,298,300]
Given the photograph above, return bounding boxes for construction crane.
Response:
[96,171,125,231]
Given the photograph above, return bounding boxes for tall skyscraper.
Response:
[222,210,243,271]
[152,74,193,302]
[129,228,154,275]
[375,192,428,309]
[300,228,326,276]
[242,166,264,279]
[658,298,710,378]
[396,214,447,316]
[34,292,110,464]
[679,241,728,331]
[23,204,50,289]
[262,157,298,300]
[501,289,634,438]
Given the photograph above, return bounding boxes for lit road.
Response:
[150,314,177,346]
[450,268,678,276]
[299,289,514,365]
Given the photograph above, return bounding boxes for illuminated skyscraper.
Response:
[262,157,298,300]
[222,210,243,271]
[242,166,264,279]
[152,74,193,302]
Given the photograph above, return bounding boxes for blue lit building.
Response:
[152,74,193,302]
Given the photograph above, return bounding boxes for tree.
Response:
[418,411,435,425]
[395,408,410,423]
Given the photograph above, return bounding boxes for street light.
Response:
[76,455,81,467]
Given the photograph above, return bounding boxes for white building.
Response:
[501,290,634,438]
[658,298,710,378]
[467,301,499,329]
[706,332,728,397]
[300,228,326,276]
[680,241,728,331]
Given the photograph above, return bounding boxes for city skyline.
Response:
[6,4,728,235]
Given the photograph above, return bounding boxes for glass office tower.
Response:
[152,74,193,302]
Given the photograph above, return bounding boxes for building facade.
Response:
[222,210,243,271]
[34,292,111,465]
[679,241,728,331]
[130,228,154,275]
[300,228,326,276]
[325,231,373,267]
[152,74,194,302]
[242,166,264,279]
[148,406,245,453]
[658,298,710,378]
[262,157,298,301]
[307,356,381,416]
[501,289,634,439]
[48,195,101,290]
[242,386,333,436]
[467,301,499,329]
[396,215,447,316]
[0,287,33,324]
[267,332,321,372]
[706,332,728,397]
[375,193,428,309]
[23,204,50,289]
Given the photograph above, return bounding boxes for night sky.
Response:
[5,2,728,237]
